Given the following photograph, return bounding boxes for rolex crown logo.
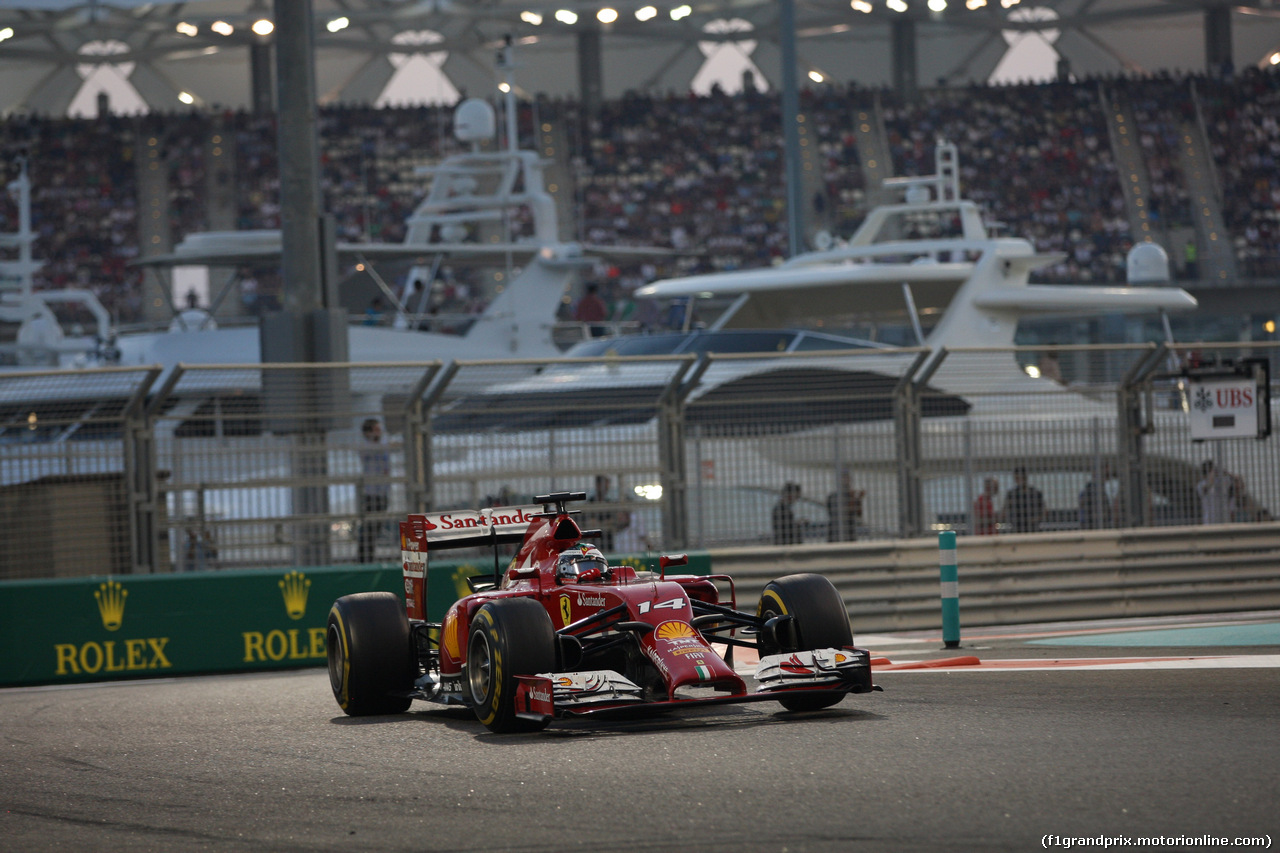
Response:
[279,571,311,620]
[95,580,128,632]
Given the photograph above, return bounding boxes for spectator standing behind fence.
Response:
[358,418,391,562]
[973,477,1000,535]
[773,482,803,545]
[1078,463,1116,530]
[586,474,630,552]
[1196,460,1240,524]
[826,470,865,541]
[183,524,217,572]
[573,283,609,336]
[612,482,653,555]
[1003,466,1046,533]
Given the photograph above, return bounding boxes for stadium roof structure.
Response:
[1,0,1279,116]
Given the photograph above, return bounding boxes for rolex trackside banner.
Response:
[0,552,710,687]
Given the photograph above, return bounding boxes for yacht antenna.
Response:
[2,156,36,297]
[497,35,518,156]
[902,283,926,346]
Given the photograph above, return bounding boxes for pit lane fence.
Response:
[0,341,1276,580]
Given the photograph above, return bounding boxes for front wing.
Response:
[513,647,876,724]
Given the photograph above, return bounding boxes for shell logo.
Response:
[654,621,696,640]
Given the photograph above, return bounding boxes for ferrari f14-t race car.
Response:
[327,492,877,732]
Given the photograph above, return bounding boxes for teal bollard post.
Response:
[939,530,960,649]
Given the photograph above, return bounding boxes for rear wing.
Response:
[399,505,542,620]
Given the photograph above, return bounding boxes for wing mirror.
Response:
[658,553,688,579]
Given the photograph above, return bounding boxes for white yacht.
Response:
[428,143,1227,538]
[439,141,1197,428]
[634,141,1195,382]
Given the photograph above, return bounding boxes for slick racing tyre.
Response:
[756,573,854,712]
[466,598,556,734]
[327,592,415,716]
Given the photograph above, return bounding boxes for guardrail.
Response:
[3,521,1276,687]
[714,522,1280,633]
[3,343,1277,579]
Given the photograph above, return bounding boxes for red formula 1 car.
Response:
[326,492,877,732]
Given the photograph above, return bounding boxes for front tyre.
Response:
[466,598,556,733]
[757,573,854,712]
[327,592,414,716]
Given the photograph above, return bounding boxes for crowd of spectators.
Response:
[0,114,144,323]
[564,86,791,275]
[1198,67,1280,278]
[2,67,1278,330]
[881,82,1132,283]
[1113,74,1195,233]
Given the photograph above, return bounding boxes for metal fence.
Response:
[1,342,1275,579]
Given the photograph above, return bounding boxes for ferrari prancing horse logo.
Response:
[559,595,572,627]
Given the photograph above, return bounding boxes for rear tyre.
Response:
[756,573,853,712]
[327,592,414,716]
[466,598,556,733]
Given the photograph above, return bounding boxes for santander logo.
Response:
[426,507,537,531]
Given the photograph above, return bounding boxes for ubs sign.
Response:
[1186,358,1271,441]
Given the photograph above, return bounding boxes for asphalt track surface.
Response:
[3,612,1278,853]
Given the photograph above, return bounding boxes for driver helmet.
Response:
[556,545,608,583]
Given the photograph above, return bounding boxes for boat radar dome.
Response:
[1126,241,1171,284]
[454,99,496,144]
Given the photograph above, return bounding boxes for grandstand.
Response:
[1,1,1278,347]
[2,1,1280,112]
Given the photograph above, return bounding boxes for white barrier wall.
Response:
[710,522,1280,633]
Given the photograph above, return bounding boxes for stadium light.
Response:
[211,20,234,36]
[966,0,986,8]
[520,11,544,25]
[175,22,198,37]
[597,8,618,23]
[850,0,873,11]
[554,9,578,24]
[327,16,350,33]
[0,27,12,42]
[670,5,692,20]
[1001,0,1020,6]
[928,0,946,9]
[1271,52,1280,66]
[808,70,824,83]
[635,5,658,20]
[178,92,195,105]
[887,0,908,11]
[252,19,274,36]
[498,82,511,93]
